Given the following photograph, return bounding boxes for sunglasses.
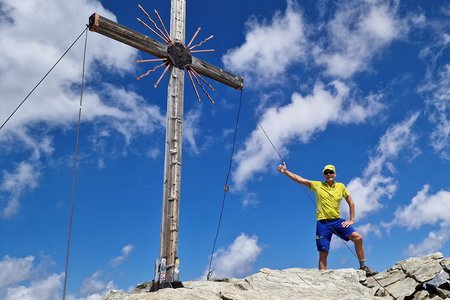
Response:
[323,170,335,175]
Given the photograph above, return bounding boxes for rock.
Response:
[104,253,450,300]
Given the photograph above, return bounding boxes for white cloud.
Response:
[0,256,34,288]
[4,273,64,300]
[222,0,307,86]
[0,255,115,300]
[0,255,64,300]
[425,65,450,159]
[406,227,450,257]
[109,244,135,267]
[241,192,259,208]
[0,0,167,218]
[1,162,40,218]
[78,271,115,300]
[346,174,397,220]
[343,113,420,220]
[313,0,406,78]
[366,113,420,176]
[356,223,382,238]
[0,0,136,132]
[384,183,450,256]
[232,81,383,188]
[146,147,161,159]
[392,185,450,229]
[204,233,262,279]
[184,109,202,155]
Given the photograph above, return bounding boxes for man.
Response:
[278,162,377,276]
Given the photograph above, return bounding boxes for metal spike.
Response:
[190,67,215,91]
[154,9,171,42]
[137,18,170,44]
[154,64,171,88]
[187,69,201,101]
[137,4,171,43]
[190,49,215,53]
[187,27,201,48]
[191,69,215,104]
[136,58,167,63]
[136,62,167,80]
[190,35,214,50]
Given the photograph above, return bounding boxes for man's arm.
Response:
[277,162,312,188]
[342,195,355,228]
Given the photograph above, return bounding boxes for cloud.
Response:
[0,255,115,300]
[0,0,166,218]
[232,81,383,188]
[423,65,450,159]
[3,273,64,300]
[109,244,135,267]
[356,223,382,238]
[383,184,450,256]
[0,0,137,133]
[392,185,450,229]
[203,233,262,279]
[344,113,420,220]
[1,162,40,218]
[241,192,259,209]
[0,256,34,288]
[365,113,420,176]
[406,227,450,257]
[346,175,397,220]
[78,271,115,300]
[313,0,406,78]
[184,109,202,155]
[0,255,63,300]
[222,0,307,86]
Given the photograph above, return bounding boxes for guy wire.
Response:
[62,26,89,300]
[207,89,244,280]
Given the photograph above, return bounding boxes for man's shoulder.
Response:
[310,180,322,186]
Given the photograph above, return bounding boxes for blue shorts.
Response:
[316,218,355,252]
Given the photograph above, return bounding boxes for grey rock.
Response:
[398,252,444,283]
[104,253,450,300]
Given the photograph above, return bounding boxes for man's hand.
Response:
[278,162,287,173]
[341,220,354,228]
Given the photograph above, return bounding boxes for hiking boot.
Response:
[360,265,378,277]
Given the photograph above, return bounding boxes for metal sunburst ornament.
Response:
[135,4,216,104]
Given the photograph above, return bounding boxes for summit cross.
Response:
[88,0,243,291]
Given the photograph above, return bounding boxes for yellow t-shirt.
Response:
[309,181,349,220]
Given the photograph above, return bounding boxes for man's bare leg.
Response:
[319,251,328,270]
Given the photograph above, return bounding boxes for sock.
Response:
[359,259,366,268]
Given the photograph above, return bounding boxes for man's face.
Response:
[323,169,336,183]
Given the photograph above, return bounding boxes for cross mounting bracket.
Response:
[167,42,192,70]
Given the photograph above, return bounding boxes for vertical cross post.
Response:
[157,0,185,289]
[88,0,243,292]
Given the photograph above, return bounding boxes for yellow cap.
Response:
[322,164,336,172]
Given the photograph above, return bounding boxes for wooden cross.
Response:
[88,0,243,290]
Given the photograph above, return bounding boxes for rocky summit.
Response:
[105,252,450,300]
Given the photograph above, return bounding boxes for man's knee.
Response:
[319,250,328,258]
[349,232,363,243]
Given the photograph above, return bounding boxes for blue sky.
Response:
[1,0,450,299]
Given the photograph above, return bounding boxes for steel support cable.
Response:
[255,119,395,299]
[0,27,89,132]
[206,89,244,280]
[62,26,89,300]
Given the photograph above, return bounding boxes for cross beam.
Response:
[88,2,243,291]
[89,13,244,89]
